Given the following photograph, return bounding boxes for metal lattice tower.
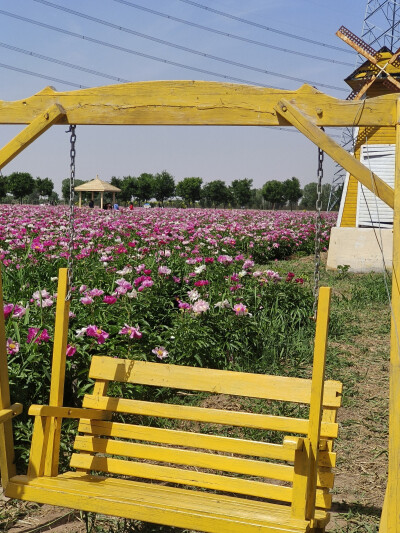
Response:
[327,0,400,211]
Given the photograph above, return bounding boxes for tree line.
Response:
[0,170,340,210]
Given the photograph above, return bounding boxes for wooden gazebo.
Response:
[74,175,121,209]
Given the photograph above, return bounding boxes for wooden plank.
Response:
[82,395,339,438]
[77,419,296,461]
[0,403,23,424]
[70,453,295,503]
[27,416,50,478]
[0,82,397,128]
[274,99,394,209]
[7,474,326,532]
[29,405,106,420]
[0,104,65,170]
[74,435,295,483]
[305,287,331,520]
[379,95,400,533]
[88,356,342,407]
[0,266,16,487]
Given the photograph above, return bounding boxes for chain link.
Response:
[313,133,324,320]
[66,125,76,301]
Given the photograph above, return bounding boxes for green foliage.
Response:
[62,178,86,202]
[7,172,35,203]
[176,177,202,206]
[261,180,285,209]
[136,173,155,204]
[282,177,302,210]
[0,176,8,199]
[300,182,331,210]
[153,170,175,205]
[35,177,54,197]
[350,273,389,307]
[201,180,231,207]
[230,178,253,207]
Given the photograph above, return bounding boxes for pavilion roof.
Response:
[74,175,121,192]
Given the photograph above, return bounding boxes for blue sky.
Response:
[0,1,367,193]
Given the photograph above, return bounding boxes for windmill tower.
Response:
[328,0,400,212]
[327,7,400,272]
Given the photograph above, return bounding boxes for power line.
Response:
[177,0,354,54]
[0,42,133,84]
[111,0,354,68]
[0,62,88,88]
[32,0,347,92]
[0,9,286,89]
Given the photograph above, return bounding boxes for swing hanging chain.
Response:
[313,131,324,320]
[66,125,76,301]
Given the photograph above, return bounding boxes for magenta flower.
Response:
[66,344,77,357]
[86,325,109,344]
[158,266,171,275]
[103,295,117,304]
[89,288,104,297]
[6,338,19,355]
[3,303,14,318]
[152,346,168,360]
[119,324,142,339]
[27,328,50,344]
[194,280,209,287]
[12,304,27,318]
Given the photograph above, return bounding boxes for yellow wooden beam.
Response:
[0,403,23,424]
[0,81,397,127]
[0,268,17,488]
[0,104,65,171]
[379,98,400,533]
[274,98,394,209]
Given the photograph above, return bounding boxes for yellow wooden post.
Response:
[0,268,17,488]
[78,191,82,208]
[0,104,65,171]
[44,268,70,476]
[379,98,400,532]
[274,99,394,209]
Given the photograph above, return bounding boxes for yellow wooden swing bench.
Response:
[0,268,342,533]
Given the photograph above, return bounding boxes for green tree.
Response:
[153,170,175,206]
[202,180,230,207]
[62,178,86,202]
[0,176,7,200]
[35,177,54,198]
[111,176,138,204]
[176,177,203,206]
[7,172,35,203]
[261,180,285,209]
[136,173,154,205]
[299,182,331,210]
[230,178,253,207]
[282,177,302,210]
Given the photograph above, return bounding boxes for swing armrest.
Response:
[0,403,23,423]
[28,404,106,420]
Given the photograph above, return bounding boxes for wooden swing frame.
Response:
[0,81,398,531]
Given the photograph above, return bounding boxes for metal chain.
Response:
[66,125,76,301]
[313,134,324,320]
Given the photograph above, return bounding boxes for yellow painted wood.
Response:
[82,394,338,438]
[0,267,17,487]
[340,176,358,227]
[27,416,50,478]
[28,405,105,420]
[7,474,330,532]
[291,439,310,520]
[88,356,342,407]
[0,82,397,128]
[275,99,394,209]
[0,104,65,171]
[46,268,70,477]
[78,418,296,461]
[0,403,23,424]
[306,287,331,520]
[379,97,400,533]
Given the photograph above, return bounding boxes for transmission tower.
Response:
[327,0,400,211]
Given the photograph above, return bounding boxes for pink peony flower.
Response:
[158,266,171,275]
[86,325,109,344]
[119,324,142,339]
[66,344,77,357]
[89,288,104,297]
[152,346,168,360]
[194,280,209,287]
[103,295,117,304]
[6,338,19,355]
[192,299,210,314]
[80,296,94,305]
[27,328,50,344]
[233,303,249,316]
[3,303,14,318]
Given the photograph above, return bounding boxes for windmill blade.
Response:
[388,47,400,67]
[383,73,400,91]
[352,75,377,100]
[336,26,379,64]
